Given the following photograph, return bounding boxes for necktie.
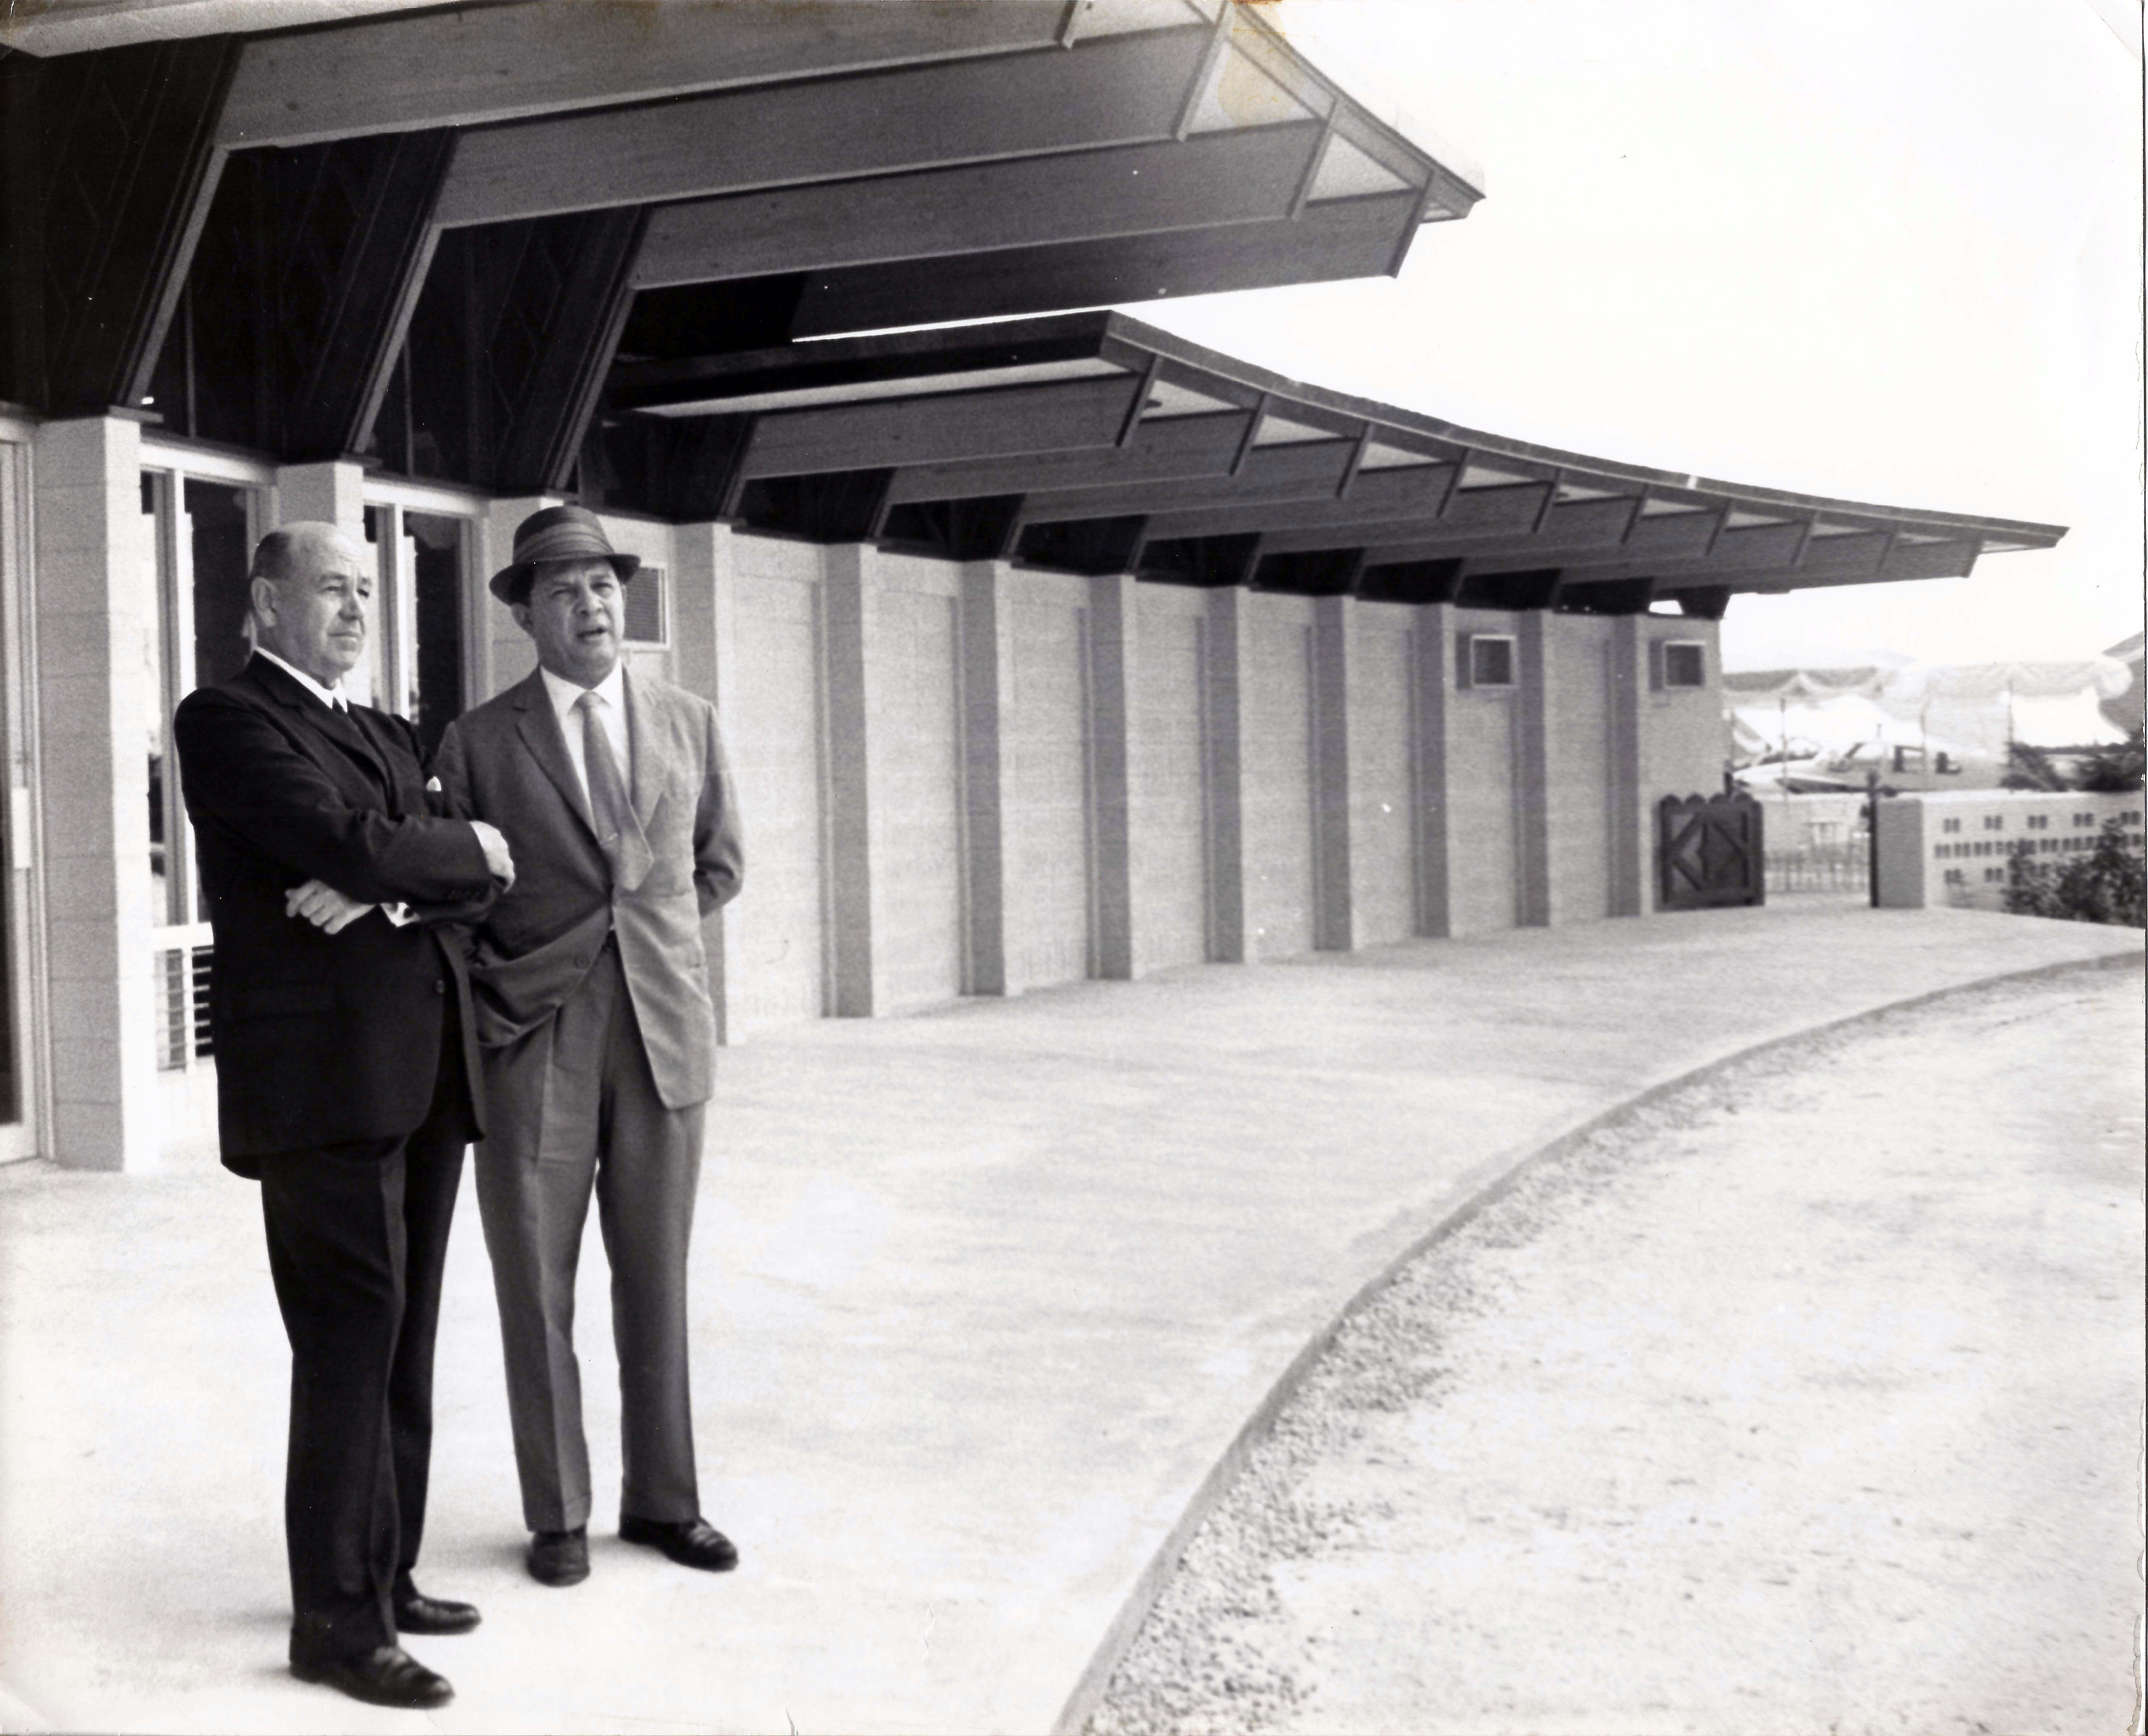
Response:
[575,691,632,866]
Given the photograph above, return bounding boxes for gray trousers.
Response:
[474,938,706,1534]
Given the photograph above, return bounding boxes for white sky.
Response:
[1133,0,2144,671]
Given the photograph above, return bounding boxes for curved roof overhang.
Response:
[591,310,2064,617]
[1,0,1482,496]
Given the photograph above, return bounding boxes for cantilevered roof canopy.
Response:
[0,0,1482,498]
[589,311,2064,617]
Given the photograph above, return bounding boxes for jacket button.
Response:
[573,955,589,969]
[433,980,446,995]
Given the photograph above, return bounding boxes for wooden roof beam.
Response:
[882,412,1252,504]
[737,375,1145,480]
[633,121,1326,289]
[434,26,1211,229]
[219,0,1074,149]
[787,191,1418,335]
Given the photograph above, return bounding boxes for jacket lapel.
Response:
[240,655,389,793]
[510,671,598,841]
[621,666,668,832]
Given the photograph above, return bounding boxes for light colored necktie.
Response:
[575,691,635,871]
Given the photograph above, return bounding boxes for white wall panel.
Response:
[1003,594,1091,990]
[1351,610,1415,945]
[726,565,826,1034]
[869,577,964,1012]
[1130,588,1207,971]
[1242,598,1315,960]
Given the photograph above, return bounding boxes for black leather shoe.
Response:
[291,1645,453,1709]
[393,1584,481,1635]
[527,1526,590,1586]
[619,1514,739,1572]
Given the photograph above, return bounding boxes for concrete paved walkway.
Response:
[0,902,2139,1734]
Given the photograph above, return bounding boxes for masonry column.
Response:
[477,495,558,698]
[1514,608,1553,927]
[957,560,1013,997]
[821,543,880,1016]
[1086,571,1138,980]
[1203,586,1249,962]
[1412,601,1456,937]
[673,520,737,1039]
[276,460,366,544]
[1310,594,1356,952]
[36,416,156,1170]
[1606,613,1648,917]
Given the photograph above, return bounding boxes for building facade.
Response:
[0,1,2065,1171]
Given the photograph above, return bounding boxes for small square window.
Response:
[1942,818,1961,834]
[1459,634,1516,689]
[1651,638,1707,690]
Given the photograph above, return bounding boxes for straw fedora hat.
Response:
[487,505,640,605]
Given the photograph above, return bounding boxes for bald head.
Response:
[249,521,372,689]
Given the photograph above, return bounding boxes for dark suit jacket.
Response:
[173,655,498,1174]
[432,666,743,1110]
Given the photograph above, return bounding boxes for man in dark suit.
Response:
[433,506,743,1589]
[173,522,515,1711]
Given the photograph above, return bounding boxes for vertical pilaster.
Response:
[672,520,735,1039]
[1513,609,1552,927]
[821,543,879,1016]
[1203,586,1249,963]
[1310,594,1355,952]
[275,460,366,545]
[1412,601,1456,937]
[957,560,1011,996]
[1086,571,1138,980]
[477,495,557,699]
[1606,614,1647,917]
[35,416,156,1170]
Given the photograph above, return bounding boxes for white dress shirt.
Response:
[253,644,348,710]
[540,664,631,808]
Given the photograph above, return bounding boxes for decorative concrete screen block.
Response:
[1350,610,1416,946]
[1004,590,1092,992]
[1447,609,1522,936]
[726,563,827,1035]
[1131,586,1208,972]
[871,568,964,1013]
[622,565,668,644]
[1243,596,1316,960]
[1459,633,1516,689]
[1652,637,1706,690]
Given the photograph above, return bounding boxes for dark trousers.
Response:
[475,940,705,1534]
[257,1013,472,1665]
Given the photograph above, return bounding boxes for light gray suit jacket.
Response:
[433,666,743,1110]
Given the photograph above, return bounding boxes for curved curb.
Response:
[1052,944,2143,1735]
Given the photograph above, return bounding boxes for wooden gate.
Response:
[1657,792,1765,910]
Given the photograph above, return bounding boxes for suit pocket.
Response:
[225,983,336,1021]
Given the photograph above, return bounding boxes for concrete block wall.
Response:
[1239,593,1318,962]
[1346,603,1418,948]
[20,465,1739,1162]
[1633,616,1730,910]
[33,417,158,1170]
[1445,607,1524,935]
[1126,583,1208,974]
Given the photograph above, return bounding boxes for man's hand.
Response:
[286,878,375,935]
[471,820,515,890]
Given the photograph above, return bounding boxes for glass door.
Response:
[0,433,41,1162]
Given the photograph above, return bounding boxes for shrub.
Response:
[2003,819,2146,927]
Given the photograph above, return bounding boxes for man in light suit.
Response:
[174,522,515,1710]
[433,505,744,1587]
